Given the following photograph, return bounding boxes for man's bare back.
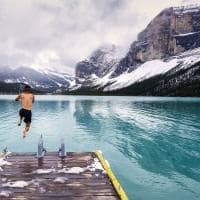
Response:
[16,93,35,110]
[15,85,35,138]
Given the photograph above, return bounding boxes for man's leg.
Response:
[18,115,22,126]
[18,109,23,126]
[23,122,30,138]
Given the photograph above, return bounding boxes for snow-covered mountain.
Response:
[83,47,200,94]
[75,44,122,87]
[0,66,75,92]
[71,5,200,96]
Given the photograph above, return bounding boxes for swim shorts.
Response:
[19,108,32,123]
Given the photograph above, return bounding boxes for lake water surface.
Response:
[0,95,200,200]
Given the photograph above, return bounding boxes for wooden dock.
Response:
[0,151,127,200]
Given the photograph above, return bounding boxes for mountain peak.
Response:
[75,44,123,83]
[89,44,122,64]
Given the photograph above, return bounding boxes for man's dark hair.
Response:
[23,85,31,93]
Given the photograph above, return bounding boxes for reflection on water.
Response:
[0,95,200,200]
[74,100,102,135]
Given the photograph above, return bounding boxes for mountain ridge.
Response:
[0,66,75,93]
[72,5,200,96]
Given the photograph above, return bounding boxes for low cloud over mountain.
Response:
[0,0,194,73]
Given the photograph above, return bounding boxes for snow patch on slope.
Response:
[173,4,200,14]
[174,31,200,37]
[104,59,179,91]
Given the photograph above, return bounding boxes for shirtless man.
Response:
[15,85,35,138]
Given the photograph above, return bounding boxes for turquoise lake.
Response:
[0,95,200,200]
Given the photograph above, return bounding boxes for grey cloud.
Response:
[0,0,186,74]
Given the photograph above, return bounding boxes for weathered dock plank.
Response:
[0,152,120,200]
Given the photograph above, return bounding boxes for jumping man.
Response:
[15,85,35,138]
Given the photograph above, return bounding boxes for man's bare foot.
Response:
[23,131,28,139]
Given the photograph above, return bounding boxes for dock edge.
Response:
[95,150,129,200]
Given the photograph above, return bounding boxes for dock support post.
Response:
[37,135,46,166]
[58,138,66,159]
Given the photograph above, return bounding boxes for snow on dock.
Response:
[0,152,121,200]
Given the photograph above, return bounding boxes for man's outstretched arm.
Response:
[15,94,21,101]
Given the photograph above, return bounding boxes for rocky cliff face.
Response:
[111,5,200,77]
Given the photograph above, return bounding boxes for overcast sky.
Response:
[0,0,198,74]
